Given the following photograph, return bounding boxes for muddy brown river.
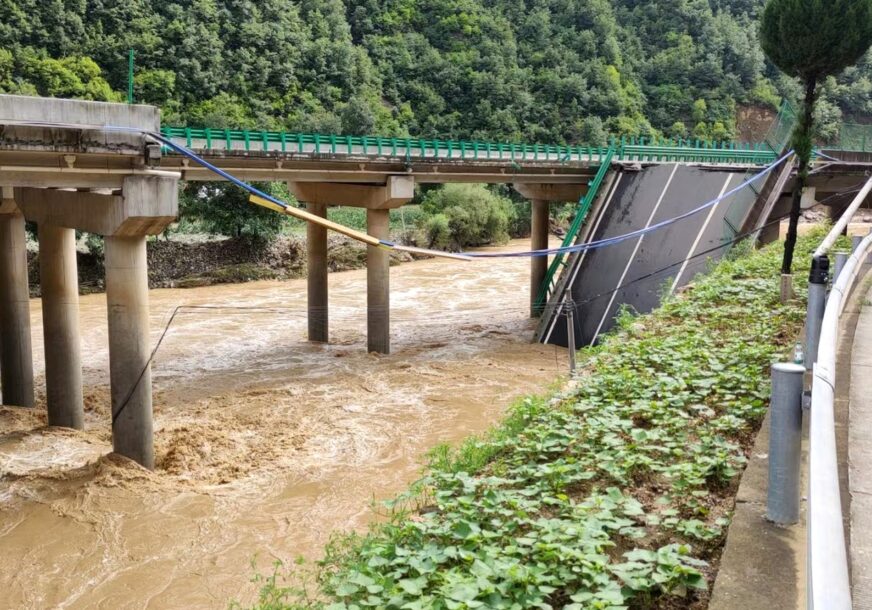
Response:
[0,240,565,609]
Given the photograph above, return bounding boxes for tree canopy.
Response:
[761,0,872,83]
[0,0,869,144]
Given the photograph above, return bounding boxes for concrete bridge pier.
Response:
[367,208,390,354]
[37,223,84,428]
[306,203,329,343]
[0,190,34,407]
[288,177,414,354]
[513,183,589,317]
[530,199,549,316]
[105,235,153,467]
[16,175,178,467]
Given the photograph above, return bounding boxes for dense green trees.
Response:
[1,0,870,245]
[0,0,869,145]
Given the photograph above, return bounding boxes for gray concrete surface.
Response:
[38,224,84,429]
[307,202,329,343]
[850,282,872,608]
[709,405,806,610]
[105,235,154,469]
[367,208,390,354]
[0,206,34,407]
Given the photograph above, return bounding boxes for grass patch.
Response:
[239,231,835,610]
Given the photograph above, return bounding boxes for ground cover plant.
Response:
[243,231,832,610]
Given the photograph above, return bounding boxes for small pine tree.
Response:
[760,0,872,273]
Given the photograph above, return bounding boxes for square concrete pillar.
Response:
[367,209,390,354]
[530,199,549,317]
[38,224,84,429]
[307,202,329,343]
[105,235,153,468]
[0,200,34,407]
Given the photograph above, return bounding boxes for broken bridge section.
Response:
[539,163,758,348]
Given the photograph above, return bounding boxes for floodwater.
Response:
[0,239,565,609]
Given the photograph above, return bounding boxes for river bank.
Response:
[24,233,417,297]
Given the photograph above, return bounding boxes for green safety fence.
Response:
[532,148,616,314]
[160,126,776,166]
[722,100,797,241]
[833,123,872,152]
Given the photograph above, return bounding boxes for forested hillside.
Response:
[1,0,869,144]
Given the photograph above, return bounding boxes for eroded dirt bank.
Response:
[0,240,564,609]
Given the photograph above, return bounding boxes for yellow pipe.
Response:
[248,195,472,261]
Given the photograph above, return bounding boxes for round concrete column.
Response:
[367,209,390,354]
[105,235,153,468]
[0,211,34,407]
[530,199,549,316]
[307,203,328,343]
[38,224,84,429]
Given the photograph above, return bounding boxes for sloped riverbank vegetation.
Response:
[242,233,829,609]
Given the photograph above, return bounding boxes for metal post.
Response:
[127,49,134,104]
[833,252,848,283]
[566,303,577,374]
[767,362,805,524]
[852,234,863,253]
[805,255,829,371]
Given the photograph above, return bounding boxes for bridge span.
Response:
[1,93,870,468]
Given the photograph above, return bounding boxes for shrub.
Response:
[417,184,512,250]
[421,213,451,250]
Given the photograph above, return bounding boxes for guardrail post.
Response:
[566,303,577,374]
[805,255,829,370]
[853,234,863,253]
[833,251,848,283]
[767,362,805,524]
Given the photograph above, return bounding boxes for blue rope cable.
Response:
[143,129,793,260]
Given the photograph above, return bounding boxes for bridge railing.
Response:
[805,233,871,610]
[831,123,872,153]
[160,126,776,166]
[160,126,612,164]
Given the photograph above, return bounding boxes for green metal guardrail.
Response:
[160,126,776,166]
[532,148,616,313]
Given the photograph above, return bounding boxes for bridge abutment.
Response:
[0,192,34,407]
[37,223,84,429]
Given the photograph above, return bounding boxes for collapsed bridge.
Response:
[1,93,869,468]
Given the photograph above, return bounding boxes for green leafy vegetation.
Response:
[1,1,870,142]
[237,232,831,609]
[418,184,514,250]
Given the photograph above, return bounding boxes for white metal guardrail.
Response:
[806,204,872,609]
